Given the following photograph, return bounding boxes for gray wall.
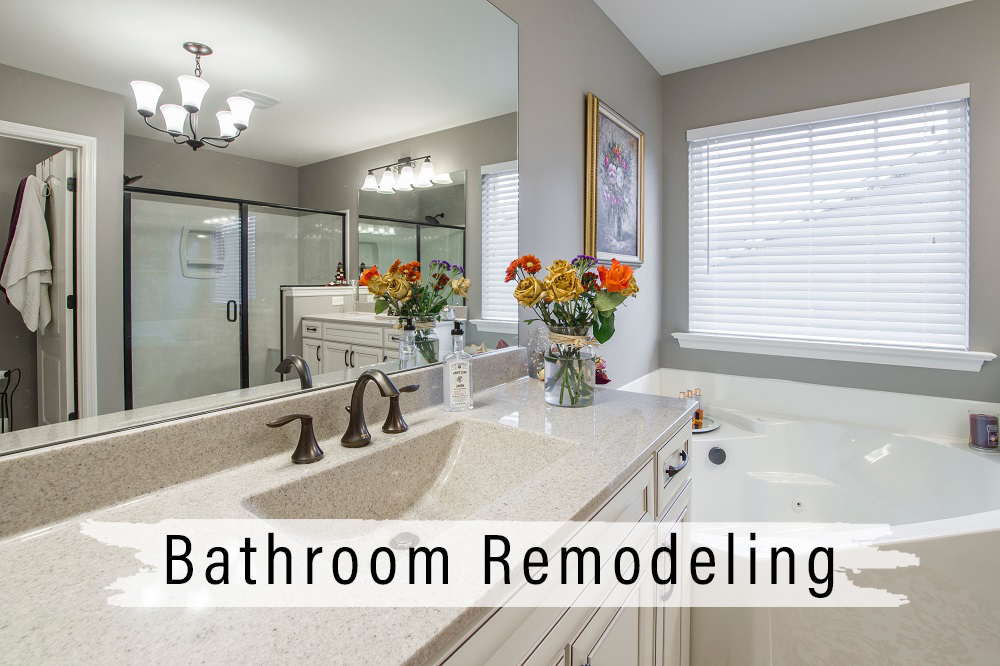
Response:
[489,0,664,387]
[660,0,1000,401]
[0,63,125,415]
[0,136,60,430]
[299,113,517,321]
[124,134,299,206]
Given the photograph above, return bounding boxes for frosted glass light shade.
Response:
[130,81,163,117]
[216,111,237,138]
[377,170,396,194]
[418,159,436,182]
[160,104,189,134]
[394,165,414,191]
[361,172,378,191]
[227,96,255,130]
[432,171,453,185]
[178,75,210,112]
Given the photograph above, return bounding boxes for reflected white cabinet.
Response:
[302,318,393,374]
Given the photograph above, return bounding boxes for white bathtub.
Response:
[690,410,1000,528]
[623,372,1000,664]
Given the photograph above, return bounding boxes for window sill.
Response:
[672,332,996,372]
[470,319,519,335]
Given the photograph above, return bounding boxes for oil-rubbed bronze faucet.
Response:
[266,414,324,463]
[341,369,419,448]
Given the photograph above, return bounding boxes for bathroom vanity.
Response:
[0,349,694,665]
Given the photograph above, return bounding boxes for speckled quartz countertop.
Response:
[0,379,693,665]
[307,312,396,327]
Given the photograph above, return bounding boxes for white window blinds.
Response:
[481,162,519,321]
[688,89,970,351]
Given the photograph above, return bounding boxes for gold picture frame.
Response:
[585,92,644,265]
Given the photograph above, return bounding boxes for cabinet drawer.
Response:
[383,328,403,348]
[323,323,383,346]
[655,428,691,521]
[301,320,322,340]
[593,458,655,525]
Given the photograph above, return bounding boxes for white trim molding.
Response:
[0,119,98,418]
[470,319,518,335]
[672,332,995,372]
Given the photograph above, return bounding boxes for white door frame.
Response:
[0,119,98,419]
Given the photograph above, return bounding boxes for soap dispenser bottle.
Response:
[399,318,417,369]
[443,322,473,411]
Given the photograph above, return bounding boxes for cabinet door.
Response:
[302,340,322,374]
[352,344,383,369]
[656,486,691,666]
[323,341,350,373]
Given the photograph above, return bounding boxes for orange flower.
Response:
[359,265,380,287]
[388,259,402,275]
[505,258,520,283]
[398,260,421,283]
[520,254,541,274]
[597,259,633,293]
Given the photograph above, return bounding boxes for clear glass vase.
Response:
[399,314,439,364]
[544,326,597,408]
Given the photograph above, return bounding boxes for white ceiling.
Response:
[593,0,973,76]
[0,0,517,167]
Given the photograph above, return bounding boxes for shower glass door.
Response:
[127,193,243,409]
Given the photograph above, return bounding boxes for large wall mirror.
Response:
[0,0,517,454]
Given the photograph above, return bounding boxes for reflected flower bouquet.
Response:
[360,259,470,318]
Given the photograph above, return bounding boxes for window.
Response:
[679,85,992,371]
[481,161,519,322]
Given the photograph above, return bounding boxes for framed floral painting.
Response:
[585,92,644,265]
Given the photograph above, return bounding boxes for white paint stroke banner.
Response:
[80,518,920,608]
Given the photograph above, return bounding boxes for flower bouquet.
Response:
[507,254,638,407]
[360,259,470,363]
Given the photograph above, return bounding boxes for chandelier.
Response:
[129,43,255,151]
[361,156,453,194]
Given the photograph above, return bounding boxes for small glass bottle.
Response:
[694,388,705,428]
[443,322,473,411]
[399,318,418,369]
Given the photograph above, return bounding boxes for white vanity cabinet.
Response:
[437,424,693,666]
[301,317,401,374]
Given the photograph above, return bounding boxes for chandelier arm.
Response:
[143,116,193,143]
[200,137,232,149]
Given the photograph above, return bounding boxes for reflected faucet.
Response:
[276,355,313,390]
[341,369,419,448]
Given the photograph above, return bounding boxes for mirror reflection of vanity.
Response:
[0,0,517,454]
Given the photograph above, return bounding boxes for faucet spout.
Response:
[341,369,401,447]
[276,355,313,390]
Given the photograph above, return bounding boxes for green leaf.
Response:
[593,311,615,344]
[594,291,628,313]
[522,318,540,325]
[373,299,389,315]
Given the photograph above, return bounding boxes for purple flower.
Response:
[571,254,596,268]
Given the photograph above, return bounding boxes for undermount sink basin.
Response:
[243,420,575,521]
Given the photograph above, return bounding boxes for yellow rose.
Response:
[451,277,472,298]
[622,276,639,297]
[385,274,412,302]
[367,275,389,297]
[513,276,546,307]
[547,259,574,278]
[546,272,585,303]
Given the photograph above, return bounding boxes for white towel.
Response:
[0,175,52,332]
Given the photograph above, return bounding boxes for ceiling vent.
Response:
[230,90,281,109]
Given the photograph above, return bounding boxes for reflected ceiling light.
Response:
[131,42,255,151]
[395,164,415,191]
[361,155,452,193]
[377,169,397,194]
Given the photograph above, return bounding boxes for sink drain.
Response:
[390,531,420,550]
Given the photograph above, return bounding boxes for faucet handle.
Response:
[267,414,324,464]
[382,385,418,434]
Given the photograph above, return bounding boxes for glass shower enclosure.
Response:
[124,189,345,410]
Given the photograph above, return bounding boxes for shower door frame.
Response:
[122,186,347,410]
